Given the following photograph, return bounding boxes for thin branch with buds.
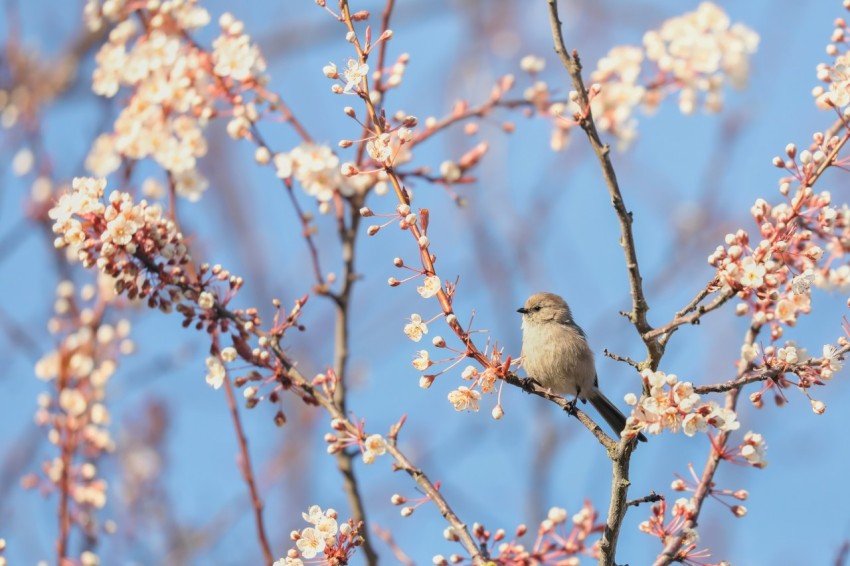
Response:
[266,334,490,564]
[694,343,849,394]
[546,0,659,366]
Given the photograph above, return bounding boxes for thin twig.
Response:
[372,0,396,94]
[647,290,733,344]
[626,491,664,508]
[372,523,415,566]
[221,370,274,565]
[835,540,850,566]
[602,349,641,370]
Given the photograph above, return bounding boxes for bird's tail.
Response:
[588,390,647,443]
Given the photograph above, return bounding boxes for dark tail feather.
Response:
[588,390,647,443]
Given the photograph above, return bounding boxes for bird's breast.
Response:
[521,321,595,397]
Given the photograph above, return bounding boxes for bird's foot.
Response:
[564,397,578,416]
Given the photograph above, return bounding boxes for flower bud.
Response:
[254,146,271,164]
[731,505,747,518]
[491,404,505,420]
[516,524,527,537]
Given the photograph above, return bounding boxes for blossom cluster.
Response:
[0,40,74,130]
[436,503,602,565]
[325,418,388,465]
[401,270,510,415]
[742,340,844,413]
[708,121,850,348]
[275,505,362,564]
[737,431,768,468]
[639,497,709,563]
[86,1,212,198]
[521,2,757,150]
[48,177,272,403]
[444,365,498,414]
[623,369,741,438]
[23,278,133,552]
[51,174,320,421]
[707,164,842,340]
[212,12,267,82]
[642,2,759,113]
[84,2,273,202]
[49,177,192,302]
[274,141,358,206]
[585,46,645,149]
[671,472,749,519]
[814,15,850,110]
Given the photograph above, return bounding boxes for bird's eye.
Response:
[533,305,542,312]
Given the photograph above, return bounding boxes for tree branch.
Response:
[221,370,274,565]
[546,0,659,366]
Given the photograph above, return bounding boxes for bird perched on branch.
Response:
[518,292,646,443]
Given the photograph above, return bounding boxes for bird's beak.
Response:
[517,307,528,314]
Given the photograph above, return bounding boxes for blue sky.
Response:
[1,1,848,564]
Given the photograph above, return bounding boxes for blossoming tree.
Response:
[2,0,849,564]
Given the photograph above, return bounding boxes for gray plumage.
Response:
[518,292,645,442]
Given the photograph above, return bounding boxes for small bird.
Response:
[518,292,646,442]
